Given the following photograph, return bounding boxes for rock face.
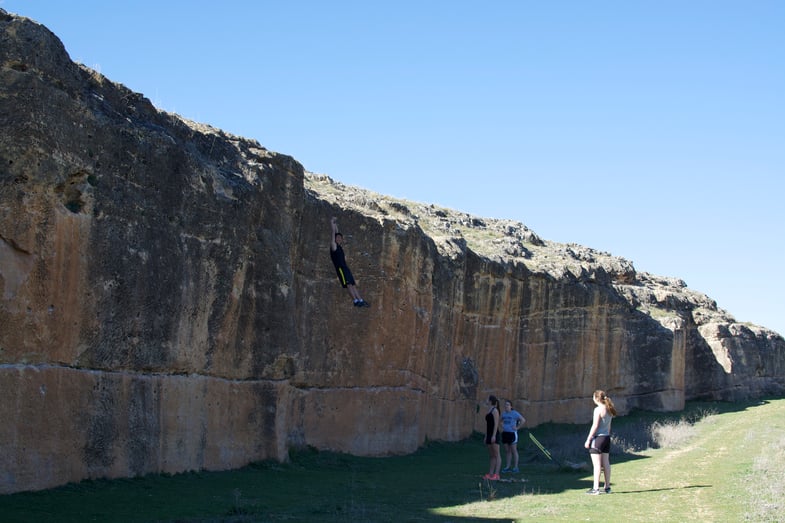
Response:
[1,10,783,494]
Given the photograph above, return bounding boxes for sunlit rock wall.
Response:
[2,10,783,494]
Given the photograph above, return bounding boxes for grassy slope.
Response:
[440,398,785,522]
[1,399,783,522]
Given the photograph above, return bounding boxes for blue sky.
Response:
[4,1,784,336]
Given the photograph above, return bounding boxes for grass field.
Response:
[1,398,783,522]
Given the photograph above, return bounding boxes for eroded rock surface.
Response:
[1,10,783,493]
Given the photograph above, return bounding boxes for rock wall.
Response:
[1,10,783,494]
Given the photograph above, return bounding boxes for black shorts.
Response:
[335,266,356,287]
[588,435,611,454]
[501,431,518,445]
[485,431,501,445]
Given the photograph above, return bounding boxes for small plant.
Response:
[486,479,497,501]
[478,479,497,501]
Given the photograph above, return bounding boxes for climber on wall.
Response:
[330,216,370,307]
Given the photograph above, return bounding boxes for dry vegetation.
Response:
[649,419,700,449]
[745,427,785,521]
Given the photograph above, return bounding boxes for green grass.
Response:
[1,398,784,522]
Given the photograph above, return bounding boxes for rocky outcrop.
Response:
[1,10,783,494]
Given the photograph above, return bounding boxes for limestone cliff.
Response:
[1,10,783,494]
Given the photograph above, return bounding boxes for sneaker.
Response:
[360,300,370,307]
[604,486,611,494]
[586,488,600,495]
[490,474,500,480]
[353,300,362,307]
[512,467,519,473]
[501,467,511,473]
[483,473,494,480]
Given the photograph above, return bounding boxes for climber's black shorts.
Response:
[335,266,356,287]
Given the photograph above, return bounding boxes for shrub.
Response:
[648,407,717,449]
[649,419,697,449]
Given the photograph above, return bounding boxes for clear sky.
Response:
[3,1,784,336]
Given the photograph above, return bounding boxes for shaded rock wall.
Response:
[1,10,783,493]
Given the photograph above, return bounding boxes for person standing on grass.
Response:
[329,217,369,307]
[501,400,526,473]
[483,395,502,480]
[584,389,618,495]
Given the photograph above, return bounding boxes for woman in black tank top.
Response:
[483,395,501,480]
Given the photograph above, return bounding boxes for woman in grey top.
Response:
[584,389,617,495]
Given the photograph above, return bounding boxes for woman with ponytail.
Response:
[584,389,617,495]
[483,395,502,480]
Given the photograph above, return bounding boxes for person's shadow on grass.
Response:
[613,484,712,494]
